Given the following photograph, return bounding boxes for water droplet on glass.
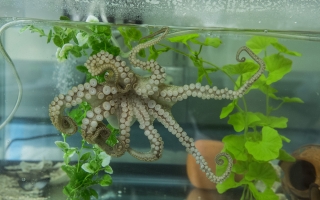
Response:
[258,21,261,23]
[21,178,26,181]
[118,190,122,194]
[294,21,297,24]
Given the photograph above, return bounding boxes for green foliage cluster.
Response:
[21,16,122,199]
[216,36,303,200]
[20,16,120,62]
[55,136,113,200]
[119,30,221,85]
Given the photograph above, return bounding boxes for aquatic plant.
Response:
[55,135,113,200]
[215,36,302,200]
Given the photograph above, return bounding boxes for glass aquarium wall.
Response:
[1,1,320,200]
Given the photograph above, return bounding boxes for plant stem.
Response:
[266,94,270,116]
[157,43,241,87]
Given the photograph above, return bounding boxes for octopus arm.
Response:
[157,46,265,104]
[127,97,164,161]
[148,100,233,183]
[49,79,103,135]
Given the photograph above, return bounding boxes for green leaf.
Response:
[258,82,278,99]
[81,189,91,200]
[232,161,249,174]
[248,181,278,200]
[99,152,111,167]
[53,35,64,47]
[245,161,279,187]
[250,113,288,129]
[63,184,73,196]
[20,25,30,33]
[190,56,213,85]
[53,26,64,34]
[148,45,170,60]
[105,165,113,174]
[203,37,222,48]
[222,61,259,76]
[64,147,77,158]
[246,36,278,54]
[264,54,292,85]
[55,141,69,151]
[191,37,222,48]
[100,174,112,186]
[281,97,304,103]
[47,29,52,43]
[81,163,95,174]
[271,42,302,57]
[80,152,91,161]
[70,45,82,57]
[89,188,99,199]
[168,33,199,45]
[76,65,88,73]
[216,173,248,194]
[68,101,91,126]
[245,126,282,161]
[60,16,71,21]
[61,165,76,177]
[228,112,260,132]
[106,126,119,147]
[278,149,295,162]
[220,102,235,119]
[118,27,142,49]
[222,135,248,161]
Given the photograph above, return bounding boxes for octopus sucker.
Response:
[49,27,265,183]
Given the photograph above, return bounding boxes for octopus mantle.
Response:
[48,28,265,183]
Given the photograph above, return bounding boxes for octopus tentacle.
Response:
[85,122,126,157]
[117,96,134,151]
[157,46,265,103]
[49,94,77,135]
[82,101,127,157]
[129,27,169,70]
[129,28,169,98]
[49,79,106,135]
[154,105,232,183]
[127,96,164,161]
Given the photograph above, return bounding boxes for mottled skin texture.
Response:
[48,27,265,183]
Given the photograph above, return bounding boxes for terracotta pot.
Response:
[279,144,320,200]
[186,140,241,190]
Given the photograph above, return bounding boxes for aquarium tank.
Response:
[1,0,320,200]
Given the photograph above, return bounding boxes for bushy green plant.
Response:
[21,16,121,200]
[215,36,303,200]
[55,136,113,200]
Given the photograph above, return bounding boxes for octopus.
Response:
[48,27,265,183]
